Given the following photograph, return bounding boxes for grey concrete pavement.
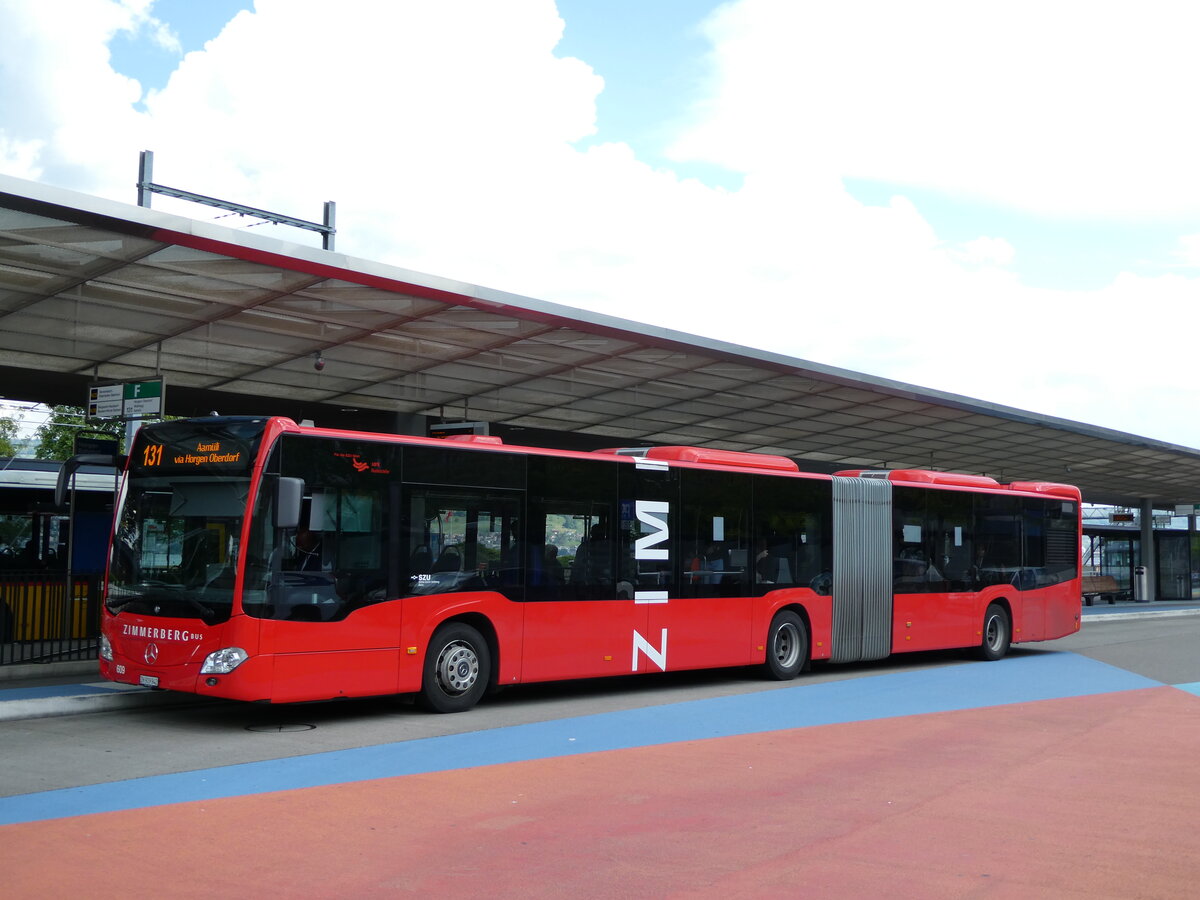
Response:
[2,600,1198,722]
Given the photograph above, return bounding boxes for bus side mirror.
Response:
[276,477,304,529]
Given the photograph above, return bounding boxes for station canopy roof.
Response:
[2,173,1199,508]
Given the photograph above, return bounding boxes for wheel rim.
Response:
[985,613,1004,651]
[435,640,479,695]
[773,621,801,669]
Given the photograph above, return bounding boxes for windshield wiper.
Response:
[107,582,215,620]
[172,591,215,619]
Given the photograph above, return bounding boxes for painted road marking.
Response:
[0,683,144,701]
[0,651,1165,826]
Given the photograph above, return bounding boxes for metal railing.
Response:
[0,571,102,665]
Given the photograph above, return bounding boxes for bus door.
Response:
[520,501,641,681]
[666,467,755,670]
[521,455,640,682]
[1019,499,1047,640]
[402,490,524,599]
[243,437,401,701]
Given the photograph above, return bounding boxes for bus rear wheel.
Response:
[764,610,807,680]
[976,603,1011,661]
[419,622,491,713]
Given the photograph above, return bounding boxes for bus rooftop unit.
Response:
[84,416,1082,712]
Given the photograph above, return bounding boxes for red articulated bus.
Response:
[82,416,1082,712]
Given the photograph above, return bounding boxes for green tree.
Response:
[0,415,19,457]
[34,406,125,461]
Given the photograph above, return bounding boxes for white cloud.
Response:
[675,0,1200,218]
[0,0,151,190]
[1174,234,1200,268]
[953,237,1015,267]
[2,0,1200,450]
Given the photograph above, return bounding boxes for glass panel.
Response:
[618,460,680,601]
[402,489,522,599]
[108,475,248,625]
[0,515,35,569]
[109,418,267,623]
[1085,534,1134,596]
[680,469,751,598]
[974,494,1022,588]
[1191,533,1200,600]
[753,475,832,594]
[1158,533,1190,601]
[402,444,523,488]
[893,486,931,593]
[244,435,395,621]
[926,490,974,591]
[528,455,618,601]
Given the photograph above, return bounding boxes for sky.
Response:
[2,0,1199,450]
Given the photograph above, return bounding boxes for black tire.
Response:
[419,622,491,713]
[976,603,1010,661]
[764,610,808,680]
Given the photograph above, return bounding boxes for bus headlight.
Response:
[100,633,113,662]
[200,647,249,674]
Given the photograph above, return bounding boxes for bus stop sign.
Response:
[87,378,165,420]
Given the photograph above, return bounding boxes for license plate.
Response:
[139,674,159,688]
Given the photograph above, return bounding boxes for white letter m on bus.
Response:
[634,500,670,560]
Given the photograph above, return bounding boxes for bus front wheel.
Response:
[976,603,1011,661]
[419,622,491,713]
[764,610,808,680]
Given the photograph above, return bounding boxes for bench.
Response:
[1081,574,1128,606]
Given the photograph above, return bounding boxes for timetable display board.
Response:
[87,379,165,420]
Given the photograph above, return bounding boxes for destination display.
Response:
[138,440,244,469]
[129,420,266,475]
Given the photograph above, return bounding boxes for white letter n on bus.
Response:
[632,628,668,672]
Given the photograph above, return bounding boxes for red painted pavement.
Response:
[5,686,1200,898]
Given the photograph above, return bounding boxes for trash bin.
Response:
[1133,565,1149,603]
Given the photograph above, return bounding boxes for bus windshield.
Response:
[107,418,267,625]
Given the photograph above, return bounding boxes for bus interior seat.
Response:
[432,546,462,573]
[409,545,432,572]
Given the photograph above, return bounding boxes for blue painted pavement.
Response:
[0,651,1165,826]
[0,683,137,701]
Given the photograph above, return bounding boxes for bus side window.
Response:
[528,455,619,602]
[925,490,973,592]
[975,494,1022,587]
[402,489,523,600]
[754,476,832,595]
[525,508,585,602]
[680,468,750,598]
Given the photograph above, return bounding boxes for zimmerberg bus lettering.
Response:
[633,498,671,671]
[121,624,199,642]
